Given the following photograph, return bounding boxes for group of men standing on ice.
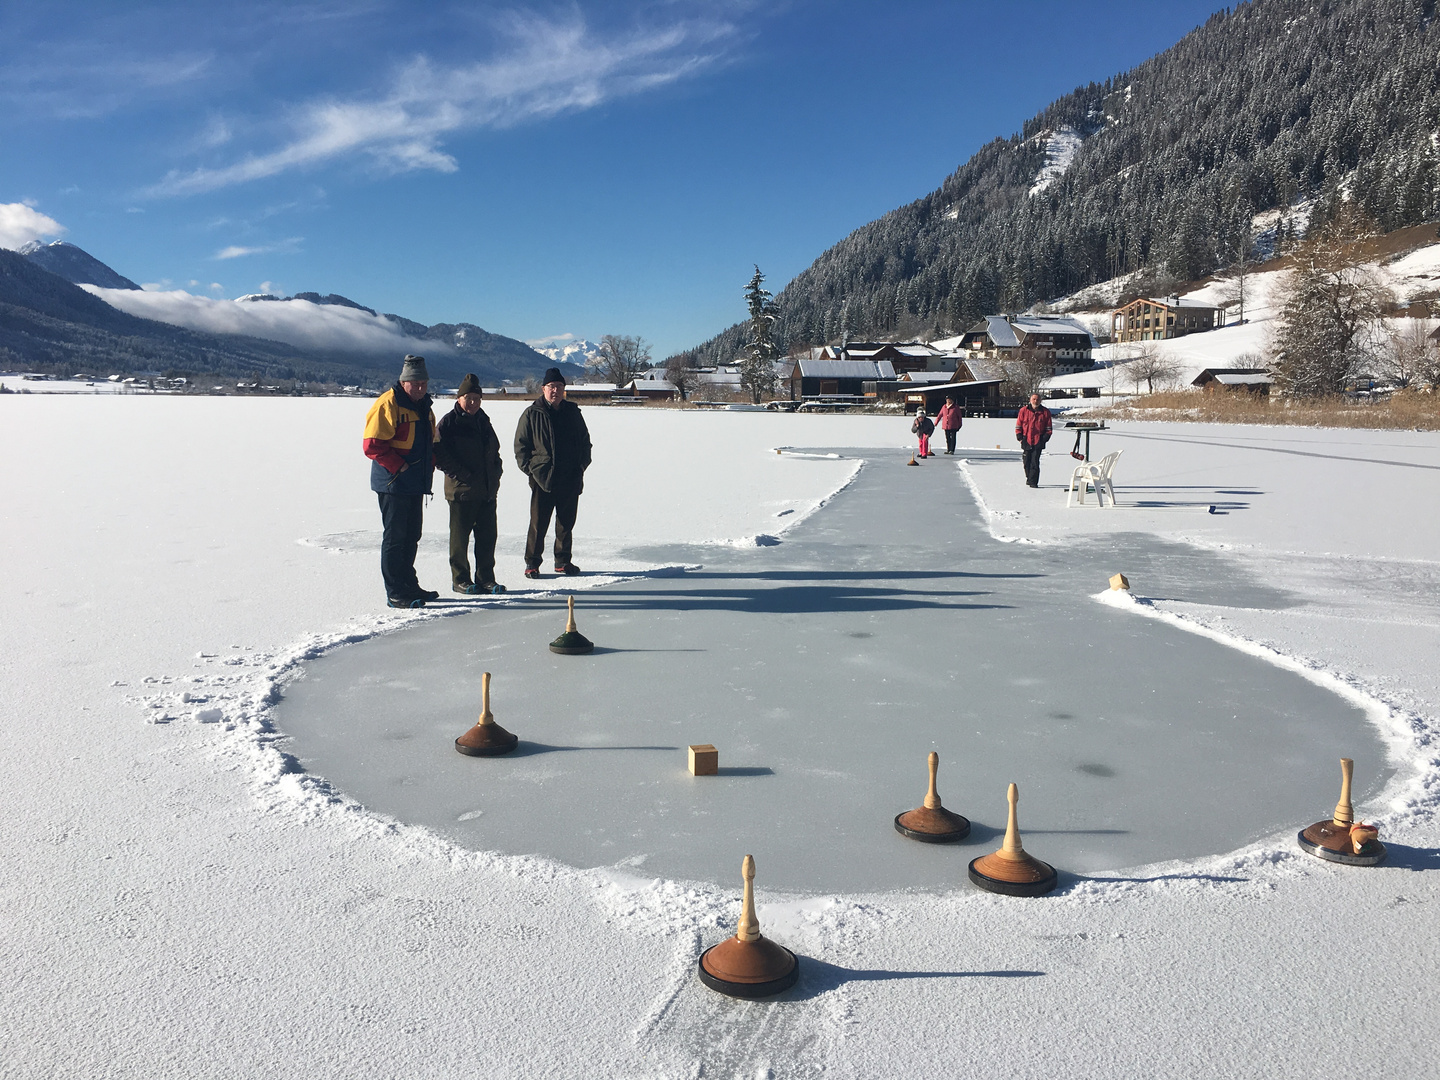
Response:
[362,355,591,608]
[365,351,1055,606]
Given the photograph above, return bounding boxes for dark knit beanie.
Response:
[457,373,481,397]
[541,366,566,386]
[399,354,430,382]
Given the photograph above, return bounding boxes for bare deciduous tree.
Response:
[663,354,703,400]
[1217,256,1253,326]
[1380,319,1440,389]
[591,334,652,386]
[1126,341,1182,394]
[999,352,1055,399]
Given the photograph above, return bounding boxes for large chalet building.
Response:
[1111,296,1219,342]
[958,315,1094,374]
[813,341,959,374]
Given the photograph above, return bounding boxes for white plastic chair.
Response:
[1067,449,1122,507]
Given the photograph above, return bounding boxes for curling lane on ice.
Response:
[271,447,1394,893]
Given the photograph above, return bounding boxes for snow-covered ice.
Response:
[2,396,1437,1078]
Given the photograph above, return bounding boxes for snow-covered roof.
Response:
[566,382,618,392]
[1041,367,1123,391]
[1009,315,1092,338]
[958,358,1006,383]
[699,370,742,387]
[1124,297,1220,310]
[898,371,953,383]
[1211,373,1274,385]
[983,316,1020,348]
[796,358,897,379]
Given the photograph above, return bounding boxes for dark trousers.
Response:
[943,428,957,453]
[449,498,498,586]
[377,492,424,599]
[1022,444,1044,486]
[526,483,579,569]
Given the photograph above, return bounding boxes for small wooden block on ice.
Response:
[1109,573,1130,591]
[688,744,718,776]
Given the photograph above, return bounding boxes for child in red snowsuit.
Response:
[911,409,935,458]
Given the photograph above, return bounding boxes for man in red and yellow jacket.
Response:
[363,354,438,607]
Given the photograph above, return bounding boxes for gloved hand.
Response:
[1016,432,1024,443]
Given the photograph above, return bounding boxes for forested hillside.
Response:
[673,0,1440,365]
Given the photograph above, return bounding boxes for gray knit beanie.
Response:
[399,354,430,382]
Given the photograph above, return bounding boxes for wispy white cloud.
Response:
[214,237,303,259]
[527,332,578,346]
[151,10,736,196]
[0,50,213,120]
[83,283,440,356]
[0,201,66,249]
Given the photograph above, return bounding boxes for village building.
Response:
[867,358,1010,412]
[958,315,1094,374]
[561,382,619,403]
[1111,296,1219,342]
[1192,368,1274,394]
[620,378,680,402]
[818,341,961,375]
[790,357,896,401]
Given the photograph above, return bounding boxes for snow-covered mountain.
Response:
[18,239,141,291]
[1,241,572,386]
[532,338,603,369]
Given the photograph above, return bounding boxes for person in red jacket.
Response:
[1015,393,1052,488]
[935,395,964,454]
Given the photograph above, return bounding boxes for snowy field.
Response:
[3,395,1437,1078]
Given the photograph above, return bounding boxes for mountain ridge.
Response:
[671,0,1440,366]
[3,243,578,387]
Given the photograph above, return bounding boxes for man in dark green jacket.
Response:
[435,373,506,594]
[514,367,592,579]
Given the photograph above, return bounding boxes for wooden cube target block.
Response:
[1109,573,1130,591]
[688,744,718,776]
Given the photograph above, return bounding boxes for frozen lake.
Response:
[274,447,1386,892]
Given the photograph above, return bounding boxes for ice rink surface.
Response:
[276,448,1383,889]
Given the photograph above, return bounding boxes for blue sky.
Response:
[0,1,1226,358]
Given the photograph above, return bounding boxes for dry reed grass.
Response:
[1088,389,1440,430]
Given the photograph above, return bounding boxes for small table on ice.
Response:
[1063,421,1106,462]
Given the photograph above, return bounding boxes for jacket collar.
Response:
[393,381,432,411]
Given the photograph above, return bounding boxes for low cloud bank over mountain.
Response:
[82,285,437,357]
